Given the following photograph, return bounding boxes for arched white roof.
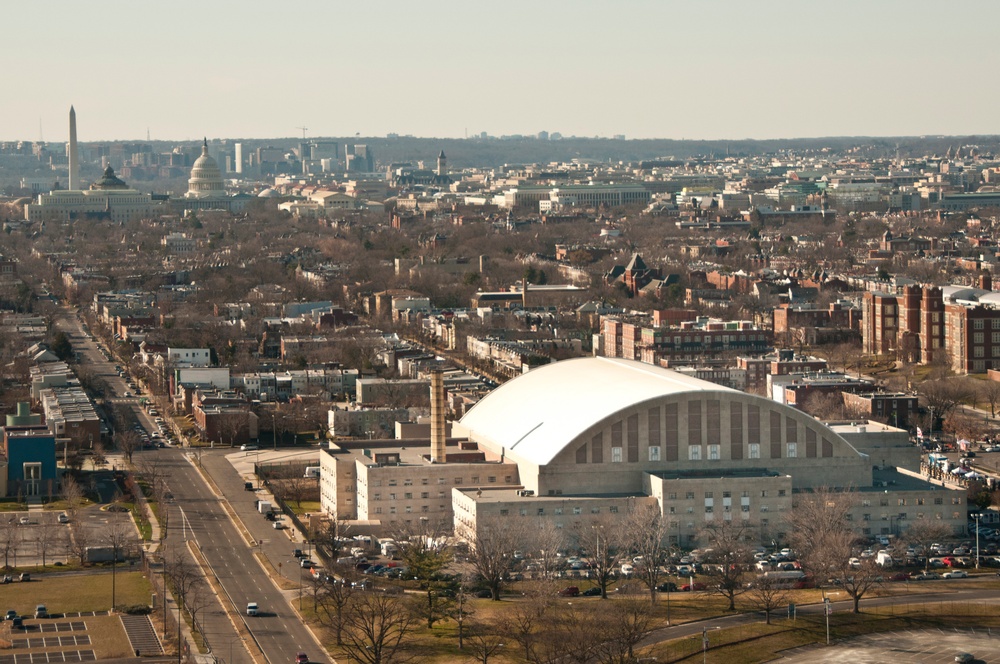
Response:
[459,357,739,466]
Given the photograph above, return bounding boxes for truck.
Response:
[876,551,894,567]
[379,538,398,558]
[256,500,273,515]
[303,466,321,479]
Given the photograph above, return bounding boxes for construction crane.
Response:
[295,126,308,140]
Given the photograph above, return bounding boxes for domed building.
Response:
[185,139,225,199]
[25,165,156,224]
[173,138,249,215]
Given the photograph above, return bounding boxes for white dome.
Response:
[258,188,280,198]
[186,139,224,199]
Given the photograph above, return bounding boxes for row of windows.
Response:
[861,496,960,507]
[373,476,514,487]
[371,504,448,515]
[667,489,786,500]
[499,506,613,516]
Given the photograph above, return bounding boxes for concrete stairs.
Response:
[120,614,164,656]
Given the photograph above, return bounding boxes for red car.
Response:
[558,586,580,597]
[889,572,911,582]
[681,582,707,592]
[295,653,309,664]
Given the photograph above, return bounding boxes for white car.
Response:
[58,513,70,524]
[19,517,30,525]
[246,602,259,616]
[241,444,259,451]
[943,570,969,579]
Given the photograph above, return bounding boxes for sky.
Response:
[5,0,999,143]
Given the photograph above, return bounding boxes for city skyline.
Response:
[5,0,999,143]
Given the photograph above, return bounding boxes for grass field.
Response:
[0,571,153,616]
[289,500,321,516]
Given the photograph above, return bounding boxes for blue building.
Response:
[3,406,58,497]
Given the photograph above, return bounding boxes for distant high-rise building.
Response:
[234,143,243,174]
[436,150,446,177]
[345,144,374,173]
[68,106,79,190]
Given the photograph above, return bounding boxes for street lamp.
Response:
[973,513,981,569]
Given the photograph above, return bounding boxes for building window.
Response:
[520,508,528,516]
[722,491,731,498]
[537,508,545,516]
[403,479,413,486]
[500,509,509,516]
[438,478,446,485]
[649,446,661,462]
[749,443,760,459]
[454,478,463,484]
[421,478,429,485]
[786,443,797,458]
[389,493,396,500]
[741,505,750,512]
[761,491,768,497]
[591,507,600,514]
[505,476,513,483]
[705,506,713,513]
[974,319,985,330]
[405,506,412,513]
[612,447,623,463]
[708,444,720,460]
[472,477,480,484]
[609,506,619,513]
[863,513,871,521]
[668,492,677,500]
[420,492,429,499]
[689,446,701,461]
[488,476,496,483]
[554,508,563,515]
[404,493,412,500]
[934,497,943,505]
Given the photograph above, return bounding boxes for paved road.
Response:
[159,448,328,664]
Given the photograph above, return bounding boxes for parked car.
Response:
[300,559,315,569]
[241,444,259,451]
[292,549,303,558]
[914,572,940,580]
[558,586,580,597]
[34,604,48,619]
[19,516,30,525]
[19,573,30,582]
[889,572,912,582]
[1,575,11,584]
[681,582,707,592]
[943,570,969,579]
[273,521,285,530]
[581,587,603,596]
[955,654,975,663]
[657,582,679,592]
[3,610,16,621]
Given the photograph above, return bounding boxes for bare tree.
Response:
[392,519,454,629]
[626,503,671,604]
[785,487,879,613]
[36,521,62,569]
[315,577,357,646]
[0,519,21,568]
[698,519,756,611]
[466,513,525,601]
[592,599,655,664]
[745,574,790,625]
[465,620,508,664]
[117,430,141,466]
[980,379,1000,417]
[902,520,953,572]
[340,592,418,664]
[529,520,566,581]
[575,515,629,599]
[62,475,85,521]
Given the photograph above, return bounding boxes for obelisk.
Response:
[68,106,79,190]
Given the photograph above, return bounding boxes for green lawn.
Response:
[289,500,321,516]
[1,571,152,615]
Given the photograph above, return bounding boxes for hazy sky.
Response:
[6,0,998,142]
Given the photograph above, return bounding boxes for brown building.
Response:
[841,392,919,429]
[736,350,828,392]
[773,302,861,345]
[944,304,1000,374]
[862,285,943,364]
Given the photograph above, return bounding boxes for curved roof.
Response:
[459,357,739,466]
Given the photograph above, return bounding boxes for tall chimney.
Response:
[430,369,446,463]
[68,106,79,190]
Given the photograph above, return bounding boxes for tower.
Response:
[68,106,79,190]
[430,370,446,463]
[436,150,446,177]
[234,143,243,174]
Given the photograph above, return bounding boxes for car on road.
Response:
[943,570,969,579]
[296,653,309,664]
[955,654,975,663]
[58,513,70,523]
[914,571,940,580]
[246,602,259,616]
[292,549,303,558]
[241,444,259,451]
[681,582,707,592]
[300,559,314,568]
[19,516,30,525]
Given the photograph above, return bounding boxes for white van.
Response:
[246,602,259,616]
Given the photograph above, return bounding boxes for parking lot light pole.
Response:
[973,513,981,569]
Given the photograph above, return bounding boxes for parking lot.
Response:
[780,628,996,662]
[0,620,96,664]
[1,505,134,569]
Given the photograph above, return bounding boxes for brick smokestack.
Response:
[430,369,446,463]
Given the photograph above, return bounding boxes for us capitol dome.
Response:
[174,138,249,214]
[185,138,225,199]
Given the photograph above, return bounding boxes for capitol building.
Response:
[173,139,250,215]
